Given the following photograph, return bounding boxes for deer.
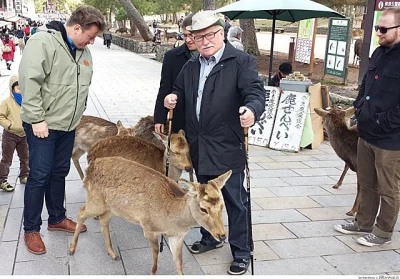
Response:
[314,107,360,216]
[18,38,25,54]
[72,116,134,180]
[163,28,178,43]
[87,129,192,182]
[353,38,363,66]
[73,115,169,180]
[69,157,230,275]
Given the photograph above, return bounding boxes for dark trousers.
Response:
[197,172,250,260]
[0,130,29,180]
[23,123,75,233]
[354,138,400,238]
[105,40,111,48]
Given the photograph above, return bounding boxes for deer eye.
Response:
[200,207,208,214]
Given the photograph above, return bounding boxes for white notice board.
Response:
[249,86,280,147]
[269,91,310,152]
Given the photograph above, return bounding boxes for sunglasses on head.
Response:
[374,25,400,34]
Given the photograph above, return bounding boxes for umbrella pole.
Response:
[268,12,277,85]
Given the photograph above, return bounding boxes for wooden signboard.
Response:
[249,86,280,147]
[269,91,311,152]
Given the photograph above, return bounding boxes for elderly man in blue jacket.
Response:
[164,10,265,275]
[335,7,400,247]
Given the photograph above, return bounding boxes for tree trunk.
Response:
[203,0,215,10]
[130,21,137,36]
[118,0,153,41]
[240,19,260,56]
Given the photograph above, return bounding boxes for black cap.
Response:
[279,62,293,75]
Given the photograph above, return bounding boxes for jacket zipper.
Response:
[68,52,84,131]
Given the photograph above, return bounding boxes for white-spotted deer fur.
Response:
[73,115,169,180]
[69,157,230,275]
[72,116,133,180]
[87,130,192,181]
[315,107,360,216]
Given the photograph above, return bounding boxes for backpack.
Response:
[3,43,12,53]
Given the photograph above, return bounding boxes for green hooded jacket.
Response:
[19,21,93,131]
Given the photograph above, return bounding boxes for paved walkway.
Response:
[0,39,399,276]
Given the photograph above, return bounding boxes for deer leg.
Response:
[72,148,86,180]
[69,205,90,255]
[143,230,159,275]
[98,211,119,260]
[333,163,349,189]
[347,182,361,216]
[189,169,194,182]
[168,235,185,275]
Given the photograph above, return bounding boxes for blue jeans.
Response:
[23,123,75,233]
[197,172,250,260]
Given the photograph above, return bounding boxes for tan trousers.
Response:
[354,138,400,238]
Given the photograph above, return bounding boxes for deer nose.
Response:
[218,234,226,242]
[185,166,193,172]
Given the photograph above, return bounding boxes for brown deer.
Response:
[353,38,363,66]
[163,28,178,42]
[73,115,169,180]
[18,38,25,54]
[314,107,360,216]
[87,130,192,182]
[72,116,133,180]
[69,157,230,275]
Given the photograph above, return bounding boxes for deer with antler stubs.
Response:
[69,157,230,275]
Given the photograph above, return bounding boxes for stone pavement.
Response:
[0,39,400,276]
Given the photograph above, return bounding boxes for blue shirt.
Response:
[67,35,75,51]
[196,43,226,120]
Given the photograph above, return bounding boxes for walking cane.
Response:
[159,109,174,253]
[242,109,255,275]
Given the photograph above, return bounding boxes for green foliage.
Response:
[115,7,128,21]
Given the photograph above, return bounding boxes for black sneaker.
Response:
[228,259,250,275]
[334,223,372,235]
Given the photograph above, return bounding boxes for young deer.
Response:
[73,115,169,180]
[69,157,230,275]
[87,130,192,182]
[315,107,360,216]
[72,116,133,180]
[163,28,178,42]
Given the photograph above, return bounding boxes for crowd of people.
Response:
[0,3,399,276]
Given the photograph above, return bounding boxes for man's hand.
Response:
[154,123,164,134]
[164,94,178,110]
[32,121,49,138]
[239,106,255,128]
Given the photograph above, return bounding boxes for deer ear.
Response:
[344,106,355,118]
[178,129,186,137]
[314,108,328,118]
[210,170,232,190]
[152,131,168,145]
[178,180,198,197]
[116,120,123,129]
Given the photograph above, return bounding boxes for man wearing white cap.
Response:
[164,10,265,275]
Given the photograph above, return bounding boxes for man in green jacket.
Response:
[18,5,105,255]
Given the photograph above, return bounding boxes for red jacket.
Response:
[2,40,15,61]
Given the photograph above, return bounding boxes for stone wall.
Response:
[112,34,171,62]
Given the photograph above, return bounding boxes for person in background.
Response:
[224,16,231,40]
[103,28,112,49]
[228,26,244,51]
[0,74,29,192]
[2,34,16,70]
[152,20,157,35]
[30,23,38,36]
[154,13,197,134]
[269,61,292,87]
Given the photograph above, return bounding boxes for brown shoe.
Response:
[48,218,87,233]
[24,232,46,255]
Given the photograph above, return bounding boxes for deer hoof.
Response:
[109,253,120,261]
[69,247,75,255]
[346,211,355,216]
[332,184,340,189]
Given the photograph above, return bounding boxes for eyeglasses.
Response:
[374,25,400,34]
[183,34,193,39]
[193,29,222,42]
